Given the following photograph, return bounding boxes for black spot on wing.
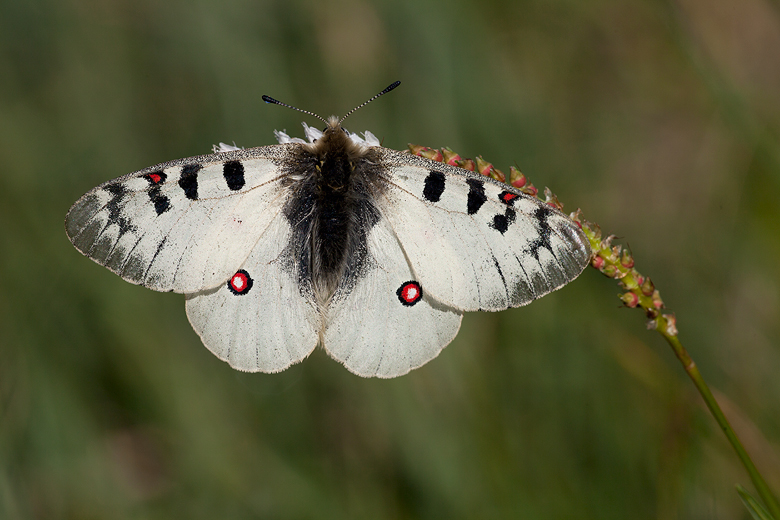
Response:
[142,170,171,215]
[527,228,553,260]
[492,214,509,234]
[148,187,170,215]
[491,208,516,234]
[498,190,519,205]
[223,160,245,191]
[179,164,201,200]
[105,184,125,216]
[104,184,135,236]
[466,178,487,215]
[527,205,554,260]
[227,270,253,295]
[423,170,445,203]
[534,204,553,225]
[396,281,423,306]
[143,171,167,185]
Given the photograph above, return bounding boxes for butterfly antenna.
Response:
[262,94,329,125]
[339,81,401,124]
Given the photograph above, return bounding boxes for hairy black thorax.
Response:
[281,119,385,307]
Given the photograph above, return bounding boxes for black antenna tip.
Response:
[384,81,401,94]
[261,94,328,124]
[338,81,403,124]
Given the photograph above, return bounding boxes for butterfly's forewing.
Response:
[376,149,591,312]
[323,216,462,378]
[66,148,291,293]
[184,209,320,373]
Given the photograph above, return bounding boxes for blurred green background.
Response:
[2,0,780,518]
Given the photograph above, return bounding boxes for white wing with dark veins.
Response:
[376,149,591,312]
[65,147,295,293]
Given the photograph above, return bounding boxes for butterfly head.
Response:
[324,115,347,136]
[306,115,369,160]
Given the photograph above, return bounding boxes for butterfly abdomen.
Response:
[282,123,386,305]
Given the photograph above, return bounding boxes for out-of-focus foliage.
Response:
[1,0,779,518]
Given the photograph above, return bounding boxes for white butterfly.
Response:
[65,82,591,378]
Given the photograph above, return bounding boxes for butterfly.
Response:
[65,82,591,378]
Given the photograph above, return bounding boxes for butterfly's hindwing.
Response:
[66,148,296,293]
[185,209,320,372]
[377,149,591,312]
[323,215,462,378]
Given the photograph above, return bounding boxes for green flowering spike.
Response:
[543,188,564,211]
[407,144,429,156]
[474,156,495,178]
[401,140,780,517]
[652,290,664,310]
[621,291,639,308]
[602,264,618,278]
[442,148,461,166]
[408,144,443,161]
[491,168,506,183]
[468,156,503,182]
[640,277,655,297]
[509,166,527,188]
[456,158,476,171]
[428,148,444,161]
[620,249,634,268]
